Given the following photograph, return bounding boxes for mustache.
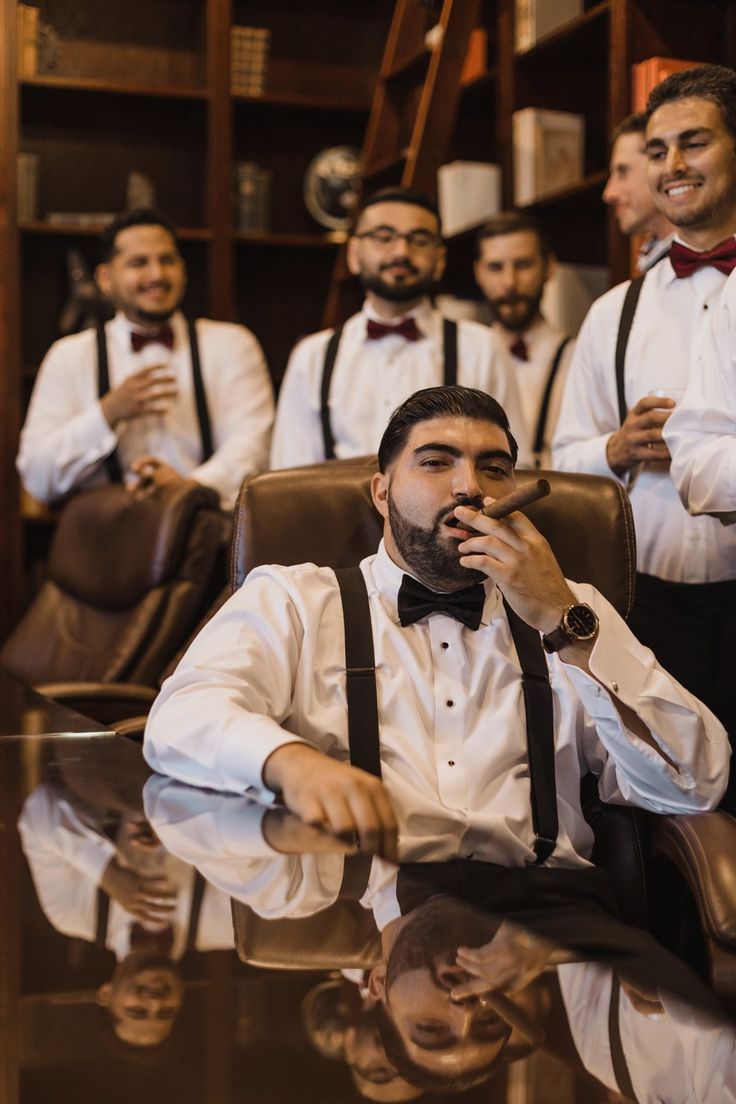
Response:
[494,293,534,307]
[435,496,484,529]
[379,261,418,275]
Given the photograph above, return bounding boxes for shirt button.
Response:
[611,681,619,693]
[704,303,709,310]
[441,642,449,650]
[446,699,454,708]
[448,760,455,766]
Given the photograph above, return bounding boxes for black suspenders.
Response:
[334,566,558,898]
[96,320,214,482]
[320,318,459,461]
[614,249,670,425]
[532,335,571,465]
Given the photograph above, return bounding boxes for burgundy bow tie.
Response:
[366,317,422,342]
[130,324,174,352]
[669,238,736,279]
[130,922,175,956]
[509,335,529,362]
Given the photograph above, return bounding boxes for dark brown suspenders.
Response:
[614,248,670,425]
[320,318,459,461]
[532,335,571,464]
[96,319,213,482]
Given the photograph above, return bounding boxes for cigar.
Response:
[481,478,551,520]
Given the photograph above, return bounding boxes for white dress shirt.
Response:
[497,316,575,469]
[559,962,736,1103]
[552,254,736,582]
[18,784,235,959]
[637,232,674,273]
[17,310,274,510]
[665,267,736,520]
[270,298,531,469]
[144,542,728,874]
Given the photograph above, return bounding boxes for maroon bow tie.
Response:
[669,238,736,279]
[366,317,422,342]
[131,324,174,352]
[509,335,529,362]
[130,922,175,956]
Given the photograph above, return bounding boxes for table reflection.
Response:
[11,736,736,1102]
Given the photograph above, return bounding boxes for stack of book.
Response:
[17,153,39,223]
[515,0,582,53]
[234,162,272,234]
[231,26,271,97]
[17,4,39,77]
[513,108,584,206]
[437,162,501,237]
[631,57,699,112]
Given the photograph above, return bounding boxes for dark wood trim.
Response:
[206,0,233,321]
[608,0,632,285]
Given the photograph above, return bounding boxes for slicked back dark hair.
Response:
[100,207,180,262]
[377,385,519,473]
[646,63,736,140]
[475,210,549,259]
[354,186,442,233]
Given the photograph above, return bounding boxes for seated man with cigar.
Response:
[144,385,728,866]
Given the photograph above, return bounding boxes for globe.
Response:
[304,146,363,231]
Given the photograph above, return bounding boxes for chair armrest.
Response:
[113,715,148,742]
[650,812,736,946]
[36,682,157,726]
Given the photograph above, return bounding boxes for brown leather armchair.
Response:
[228,458,736,1010]
[1,481,227,724]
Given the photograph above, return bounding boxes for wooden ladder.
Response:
[322,0,483,328]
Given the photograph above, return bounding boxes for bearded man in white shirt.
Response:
[474,211,574,469]
[17,208,274,511]
[270,188,529,469]
[553,64,736,810]
[145,384,727,863]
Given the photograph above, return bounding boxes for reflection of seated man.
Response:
[18,783,234,1048]
[145,384,727,866]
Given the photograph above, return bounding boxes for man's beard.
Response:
[386,897,500,991]
[360,268,438,303]
[488,288,544,334]
[388,490,486,591]
[136,306,177,323]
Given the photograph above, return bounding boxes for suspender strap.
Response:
[96,323,124,484]
[614,275,645,426]
[607,975,638,1102]
[442,318,458,386]
[503,600,558,865]
[188,319,214,463]
[320,326,343,461]
[532,336,571,462]
[95,886,110,948]
[185,870,206,952]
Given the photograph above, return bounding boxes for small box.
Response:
[231,26,271,97]
[437,161,501,238]
[513,108,584,206]
[515,0,582,53]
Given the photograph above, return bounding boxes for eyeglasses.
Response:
[354,226,442,251]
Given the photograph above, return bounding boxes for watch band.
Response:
[542,603,598,654]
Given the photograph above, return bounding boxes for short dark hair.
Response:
[100,207,180,261]
[610,111,648,146]
[475,211,549,259]
[646,63,736,140]
[354,187,442,234]
[377,385,519,473]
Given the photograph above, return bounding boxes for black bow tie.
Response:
[397,574,486,630]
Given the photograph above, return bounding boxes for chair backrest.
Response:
[228,459,639,969]
[231,459,636,616]
[1,482,227,687]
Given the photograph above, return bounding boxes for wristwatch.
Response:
[542,603,599,653]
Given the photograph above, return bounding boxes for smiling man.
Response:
[553,65,736,809]
[146,385,726,872]
[270,187,528,468]
[17,208,274,510]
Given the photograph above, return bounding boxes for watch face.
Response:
[564,604,598,640]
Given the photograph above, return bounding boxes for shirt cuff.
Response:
[218,722,310,803]
[73,834,118,886]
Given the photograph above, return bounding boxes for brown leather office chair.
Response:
[228,458,736,1008]
[1,481,227,724]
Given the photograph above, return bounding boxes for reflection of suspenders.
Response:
[95,868,206,953]
[532,335,571,466]
[614,249,671,425]
[608,975,638,1102]
[334,566,559,898]
[95,319,214,483]
[319,318,459,461]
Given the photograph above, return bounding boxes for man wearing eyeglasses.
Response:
[270,187,529,469]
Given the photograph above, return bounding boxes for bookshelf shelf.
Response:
[234,230,343,248]
[20,220,212,242]
[523,169,608,211]
[20,74,209,100]
[514,1,609,62]
[233,89,369,112]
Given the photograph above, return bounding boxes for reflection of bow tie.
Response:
[397,574,485,630]
[669,238,736,278]
[131,324,174,352]
[509,335,528,361]
[130,922,174,956]
[366,317,422,342]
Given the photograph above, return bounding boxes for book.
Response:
[541,262,609,336]
[17,152,39,222]
[513,108,584,205]
[17,4,40,78]
[515,0,582,53]
[231,26,271,97]
[437,161,501,237]
[460,28,488,86]
[631,57,700,112]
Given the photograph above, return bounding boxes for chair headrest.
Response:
[49,482,220,611]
